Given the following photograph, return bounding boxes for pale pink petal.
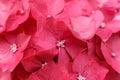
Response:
[70,10,104,40]
[46,0,65,16]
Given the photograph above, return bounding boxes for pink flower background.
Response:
[0,0,120,80]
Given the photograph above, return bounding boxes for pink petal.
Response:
[46,0,65,16]
[106,21,120,33]
[29,0,48,19]
[64,0,92,17]
[31,29,56,50]
[96,28,112,42]
[58,48,70,64]
[101,32,120,73]
[65,35,87,59]
[0,70,11,80]
[73,53,108,80]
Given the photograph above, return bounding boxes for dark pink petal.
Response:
[36,47,58,62]
[21,48,42,72]
[21,17,37,35]
[87,38,96,55]
[104,66,117,80]
[22,56,42,72]
[12,63,31,80]
[101,8,116,22]
[95,36,105,60]
[65,35,87,59]
[27,61,70,80]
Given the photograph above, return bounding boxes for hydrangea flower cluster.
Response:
[0,0,120,80]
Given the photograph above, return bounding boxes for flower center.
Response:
[20,9,24,14]
[57,40,66,48]
[100,22,106,28]
[41,62,47,67]
[10,43,17,53]
[47,15,51,18]
[77,73,86,80]
[111,52,116,57]
[17,9,25,15]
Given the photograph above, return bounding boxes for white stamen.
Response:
[42,62,47,67]
[102,39,108,42]
[47,15,51,18]
[111,52,116,57]
[77,73,86,80]
[57,40,66,48]
[10,43,17,53]
[100,22,106,28]
[20,10,24,14]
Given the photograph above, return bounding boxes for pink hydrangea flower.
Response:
[72,52,108,80]
[0,31,31,72]
[0,0,30,33]
[0,0,120,80]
